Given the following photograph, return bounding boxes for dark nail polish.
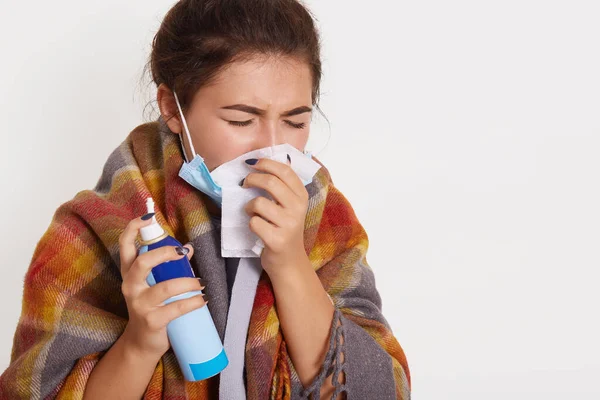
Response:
[175,246,189,256]
[198,278,207,287]
[202,294,209,303]
[287,153,291,164]
[239,177,245,187]
[245,158,258,165]
[141,212,155,221]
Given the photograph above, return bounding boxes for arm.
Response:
[239,156,410,398]
[271,255,410,400]
[270,257,343,399]
[82,329,160,400]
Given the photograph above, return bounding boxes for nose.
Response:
[255,120,286,148]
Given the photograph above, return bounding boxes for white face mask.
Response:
[173,91,322,257]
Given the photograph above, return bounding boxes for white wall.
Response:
[1,1,599,398]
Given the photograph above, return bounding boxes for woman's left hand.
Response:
[241,155,310,278]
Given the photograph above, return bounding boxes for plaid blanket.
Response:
[0,116,410,399]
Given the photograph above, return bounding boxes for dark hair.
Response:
[143,0,325,122]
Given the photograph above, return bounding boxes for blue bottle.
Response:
[138,197,228,381]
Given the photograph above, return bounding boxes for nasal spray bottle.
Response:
[138,197,228,381]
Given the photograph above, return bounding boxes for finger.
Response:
[244,157,306,199]
[244,195,284,227]
[147,293,208,329]
[127,245,191,285]
[119,214,155,277]
[183,243,195,259]
[140,277,205,307]
[242,170,296,208]
[248,215,277,247]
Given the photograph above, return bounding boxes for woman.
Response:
[0,0,410,399]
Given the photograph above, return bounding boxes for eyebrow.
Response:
[221,104,312,117]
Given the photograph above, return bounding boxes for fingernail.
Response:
[239,177,245,187]
[141,212,155,221]
[202,294,209,303]
[287,153,291,164]
[197,278,207,286]
[175,246,189,256]
[245,158,258,165]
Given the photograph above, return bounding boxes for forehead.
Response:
[194,55,313,107]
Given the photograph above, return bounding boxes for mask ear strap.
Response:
[173,91,197,163]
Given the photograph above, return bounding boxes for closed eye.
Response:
[285,121,306,129]
[227,120,306,129]
[228,120,252,127]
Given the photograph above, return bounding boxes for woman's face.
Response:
[158,54,313,172]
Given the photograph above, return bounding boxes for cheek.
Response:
[287,129,310,151]
[201,129,255,171]
[198,120,245,171]
[205,147,245,172]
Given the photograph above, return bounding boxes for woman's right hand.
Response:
[117,214,208,360]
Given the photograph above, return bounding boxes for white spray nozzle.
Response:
[140,197,164,242]
[146,198,155,213]
[146,197,158,224]
[146,198,158,223]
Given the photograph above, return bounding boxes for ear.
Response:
[157,83,183,135]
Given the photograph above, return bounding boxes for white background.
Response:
[1,1,599,398]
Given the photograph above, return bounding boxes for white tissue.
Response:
[210,143,322,258]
